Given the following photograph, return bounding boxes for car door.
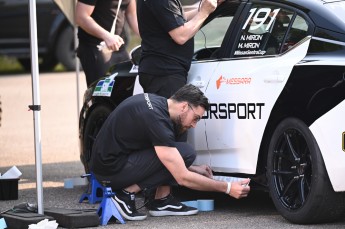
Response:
[202,3,312,174]
[187,1,243,166]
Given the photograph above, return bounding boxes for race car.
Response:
[79,0,345,224]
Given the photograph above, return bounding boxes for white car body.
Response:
[81,0,345,224]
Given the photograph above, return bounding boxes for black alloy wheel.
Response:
[271,125,312,210]
[267,117,345,224]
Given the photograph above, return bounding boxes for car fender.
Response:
[310,91,345,192]
[292,46,345,192]
[79,61,138,132]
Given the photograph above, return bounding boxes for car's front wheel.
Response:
[266,117,345,224]
[81,104,113,174]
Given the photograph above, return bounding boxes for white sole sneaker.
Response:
[112,197,147,221]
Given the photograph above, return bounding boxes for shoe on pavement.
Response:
[149,194,198,217]
[112,189,147,221]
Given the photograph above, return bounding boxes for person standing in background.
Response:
[76,0,139,87]
[137,0,224,99]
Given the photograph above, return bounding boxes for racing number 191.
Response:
[242,8,281,31]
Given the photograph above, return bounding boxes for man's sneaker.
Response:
[148,194,198,217]
[112,189,147,221]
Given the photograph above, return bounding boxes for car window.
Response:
[193,1,241,60]
[194,16,233,51]
[233,4,308,57]
[282,15,309,52]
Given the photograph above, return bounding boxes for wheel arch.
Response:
[256,63,345,188]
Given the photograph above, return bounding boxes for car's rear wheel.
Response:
[266,117,345,224]
[81,104,113,174]
[18,56,58,72]
[17,58,31,71]
[56,26,78,71]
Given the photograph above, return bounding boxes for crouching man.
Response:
[90,84,250,220]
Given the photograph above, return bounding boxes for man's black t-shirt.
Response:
[137,0,194,77]
[77,0,130,46]
[90,93,179,176]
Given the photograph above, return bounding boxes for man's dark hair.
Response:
[170,84,209,111]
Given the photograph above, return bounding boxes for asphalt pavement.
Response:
[0,72,344,228]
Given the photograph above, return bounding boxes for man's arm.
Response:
[169,0,227,45]
[168,0,216,45]
[155,146,250,199]
[188,165,213,178]
[75,1,124,51]
[184,8,199,21]
[125,0,140,36]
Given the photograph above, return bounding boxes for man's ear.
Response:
[181,102,188,112]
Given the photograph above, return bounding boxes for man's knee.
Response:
[176,142,196,167]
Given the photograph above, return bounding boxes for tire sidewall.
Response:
[266,117,328,223]
[56,26,76,71]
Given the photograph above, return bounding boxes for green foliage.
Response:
[0,56,24,73]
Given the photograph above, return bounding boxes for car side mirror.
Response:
[130,45,142,66]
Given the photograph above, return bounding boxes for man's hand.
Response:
[189,165,213,178]
[228,179,250,199]
[102,34,125,52]
[199,0,217,15]
[217,0,226,6]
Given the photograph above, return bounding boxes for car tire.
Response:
[266,117,345,224]
[18,57,58,72]
[18,58,31,71]
[40,55,58,72]
[56,26,77,71]
[81,104,113,174]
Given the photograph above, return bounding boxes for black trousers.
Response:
[77,42,129,86]
[139,72,187,99]
[93,142,196,191]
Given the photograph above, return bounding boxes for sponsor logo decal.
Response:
[93,73,117,97]
[204,103,265,119]
[216,75,252,89]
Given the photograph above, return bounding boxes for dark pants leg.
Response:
[139,73,187,99]
[77,43,129,86]
[93,142,196,191]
